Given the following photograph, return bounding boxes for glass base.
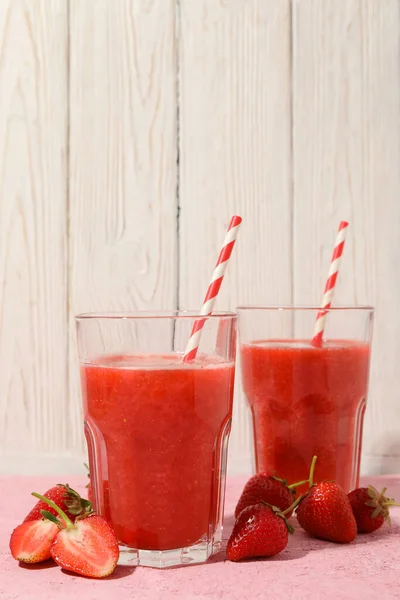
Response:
[118,534,222,568]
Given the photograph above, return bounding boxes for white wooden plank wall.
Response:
[68,0,177,458]
[0,0,399,475]
[0,0,69,474]
[179,0,293,474]
[292,0,400,475]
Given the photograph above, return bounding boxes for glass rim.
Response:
[236,305,374,312]
[75,310,237,321]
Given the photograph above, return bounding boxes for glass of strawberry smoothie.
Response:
[76,311,236,568]
[237,307,374,494]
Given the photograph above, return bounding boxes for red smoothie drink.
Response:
[81,354,235,552]
[241,340,371,493]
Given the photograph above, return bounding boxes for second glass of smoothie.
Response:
[237,306,373,493]
[76,311,237,568]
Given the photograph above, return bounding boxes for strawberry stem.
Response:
[41,509,63,527]
[31,492,74,529]
[282,494,303,517]
[308,455,318,488]
[288,479,309,490]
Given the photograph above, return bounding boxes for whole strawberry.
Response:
[297,481,357,543]
[296,457,357,543]
[24,484,91,523]
[227,502,294,561]
[348,486,400,533]
[235,474,295,519]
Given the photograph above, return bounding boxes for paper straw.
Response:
[312,221,349,347]
[183,215,242,362]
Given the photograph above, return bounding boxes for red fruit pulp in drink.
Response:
[81,354,235,551]
[241,340,370,493]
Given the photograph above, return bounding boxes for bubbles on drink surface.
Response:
[82,353,234,370]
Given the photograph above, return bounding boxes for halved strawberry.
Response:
[51,514,119,578]
[24,484,91,523]
[33,492,119,578]
[10,519,59,563]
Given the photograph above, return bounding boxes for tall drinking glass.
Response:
[237,307,373,493]
[76,311,237,568]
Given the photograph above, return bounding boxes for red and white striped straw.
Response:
[183,215,242,362]
[312,220,349,347]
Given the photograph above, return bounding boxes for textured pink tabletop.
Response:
[1,475,400,600]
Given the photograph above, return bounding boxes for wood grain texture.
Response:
[178,0,293,473]
[0,0,68,467]
[292,0,400,473]
[68,0,177,452]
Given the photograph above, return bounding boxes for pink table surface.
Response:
[1,475,400,600]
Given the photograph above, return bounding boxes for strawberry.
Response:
[296,456,357,543]
[51,514,119,578]
[33,492,119,578]
[235,472,309,519]
[348,485,400,533]
[10,519,59,563]
[227,498,300,562]
[24,484,91,523]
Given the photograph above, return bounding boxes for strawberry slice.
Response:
[51,514,119,578]
[24,484,91,522]
[10,519,59,563]
[33,492,119,578]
